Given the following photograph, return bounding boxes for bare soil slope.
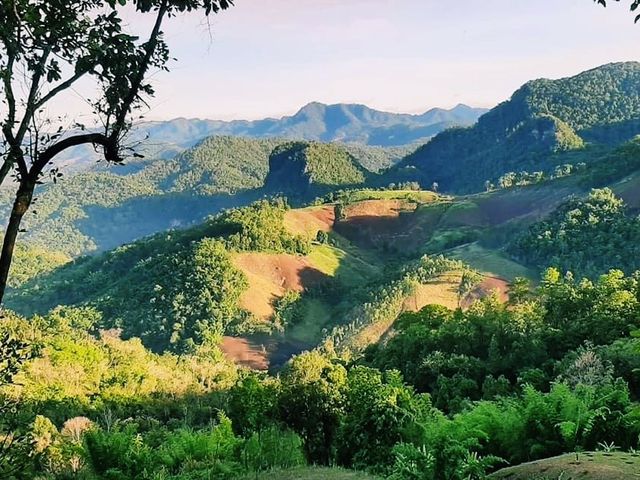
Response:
[233,253,328,321]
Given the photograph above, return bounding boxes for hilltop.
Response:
[391,62,640,193]
[266,142,369,194]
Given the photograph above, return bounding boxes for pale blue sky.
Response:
[71,0,640,121]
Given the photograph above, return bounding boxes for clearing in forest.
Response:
[490,451,640,480]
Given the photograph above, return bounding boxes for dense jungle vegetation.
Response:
[1,265,639,479]
[508,188,640,279]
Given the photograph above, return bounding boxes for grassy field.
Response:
[448,242,535,281]
[490,451,640,479]
[285,297,334,344]
[338,189,441,204]
[308,244,380,286]
[241,467,379,480]
[403,271,463,312]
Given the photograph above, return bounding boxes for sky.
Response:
[67,0,640,121]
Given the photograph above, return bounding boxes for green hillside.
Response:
[391,62,640,193]
[155,136,283,195]
[7,190,498,361]
[3,137,408,258]
[5,136,283,256]
[8,200,311,352]
[491,452,640,480]
[508,187,640,278]
[266,141,369,193]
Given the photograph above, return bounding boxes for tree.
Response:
[277,351,347,465]
[0,330,34,478]
[337,367,424,471]
[457,269,483,307]
[0,0,234,305]
[594,0,640,22]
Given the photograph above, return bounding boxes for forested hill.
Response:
[391,62,640,193]
[51,102,485,172]
[266,142,369,193]
[2,136,408,257]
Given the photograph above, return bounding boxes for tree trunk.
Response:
[0,182,34,307]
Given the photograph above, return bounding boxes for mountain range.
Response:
[137,102,487,147]
[53,102,486,172]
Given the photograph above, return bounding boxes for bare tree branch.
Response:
[15,46,52,145]
[33,67,91,111]
[110,0,169,141]
[29,132,116,181]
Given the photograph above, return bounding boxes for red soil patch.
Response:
[233,253,328,321]
[461,276,510,308]
[220,336,271,370]
[284,206,335,237]
[220,335,313,371]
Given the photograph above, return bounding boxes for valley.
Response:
[3,55,640,480]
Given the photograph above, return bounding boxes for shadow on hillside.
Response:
[334,212,428,254]
[76,190,265,252]
[223,265,333,371]
[581,117,640,145]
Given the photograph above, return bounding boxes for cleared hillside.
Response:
[8,189,534,369]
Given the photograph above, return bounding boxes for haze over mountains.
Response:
[139,102,488,147]
[55,102,486,173]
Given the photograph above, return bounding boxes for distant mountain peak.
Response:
[139,102,488,148]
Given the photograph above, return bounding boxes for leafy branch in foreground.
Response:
[594,0,640,22]
[0,0,234,305]
[0,330,34,479]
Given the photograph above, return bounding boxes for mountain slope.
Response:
[6,137,411,256]
[507,187,640,278]
[7,136,283,256]
[266,142,369,193]
[8,192,511,367]
[391,62,640,193]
